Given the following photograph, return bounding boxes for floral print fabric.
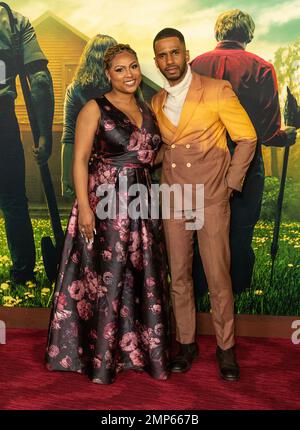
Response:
[46,96,170,384]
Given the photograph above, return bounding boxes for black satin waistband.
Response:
[101,158,152,189]
[100,153,150,169]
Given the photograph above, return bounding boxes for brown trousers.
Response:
[163,199,235,350]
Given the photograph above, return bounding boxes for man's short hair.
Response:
[215,9,255,44]
[153,28,185,51]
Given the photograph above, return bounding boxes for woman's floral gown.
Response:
[45,96,170,384]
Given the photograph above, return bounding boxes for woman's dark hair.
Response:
[104,44,138,70]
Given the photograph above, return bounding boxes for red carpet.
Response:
[0,329,299,410]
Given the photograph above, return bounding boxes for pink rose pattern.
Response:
[46,97,170,384]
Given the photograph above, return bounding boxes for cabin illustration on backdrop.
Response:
[15,11,160,206]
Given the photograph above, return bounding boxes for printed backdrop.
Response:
[0,0,299,314]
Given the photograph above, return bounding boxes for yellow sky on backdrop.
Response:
[10,0,300,84]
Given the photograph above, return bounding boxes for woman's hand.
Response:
[73,100,100,246]
[78,205,95,244]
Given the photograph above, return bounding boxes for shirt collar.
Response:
[216,40,246,51]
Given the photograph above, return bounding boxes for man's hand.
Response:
[32,135,52,165]
[227,187,234,199]
[284,126,297,147]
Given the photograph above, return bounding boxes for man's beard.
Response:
[164,63,187,82]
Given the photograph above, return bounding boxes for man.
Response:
[152,28,257,381]
[191,10,297,294]
[0,4,54,284]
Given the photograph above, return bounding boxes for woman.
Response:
[61,34,117,199]
[46,44,170,384]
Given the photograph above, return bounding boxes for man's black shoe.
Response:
[216,345,240,381]
[171,342,199,373]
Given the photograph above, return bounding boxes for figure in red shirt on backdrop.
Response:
[191,9,297,294]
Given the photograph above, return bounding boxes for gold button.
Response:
[171,144,176,149]
[172,163,176,168]
[186,162,191,167]
[186,144,190,149]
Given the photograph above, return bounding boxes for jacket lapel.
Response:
[171,73,204,142]
[155,90,177,143]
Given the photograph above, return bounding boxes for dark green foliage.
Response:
[260,176,300,221]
